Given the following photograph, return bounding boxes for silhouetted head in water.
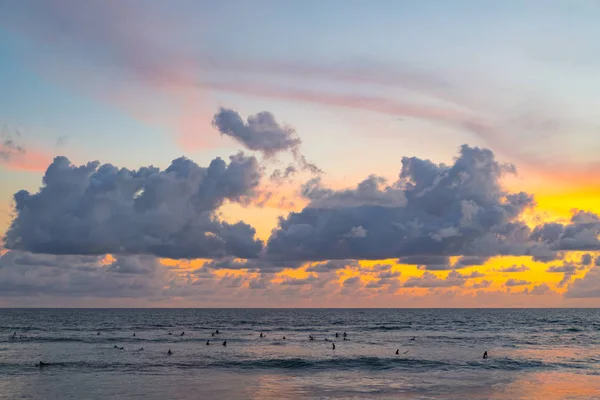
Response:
[343,332,347,337]
[206,340,210,345]
[324,338,329,341]
[283,336,286,340]
[260,332,263,338]
[97,332,100,335]
[37,361,47,368]
[483,351,488,359]
[332,343,335,350]
[396,349,399,355]
[343,337,348,341]
[223,340,227,346]
[168,332,172,335]
[119,347,124,350]
[114,345,118,348]
[167,349,172,355]
[133,333,135,337]
[181,332,185,336]
[216,330,219,334]
[335,333,339,338]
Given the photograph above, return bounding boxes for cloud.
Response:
[453,256,489,268]
[56,135,69,147]
[471,280,492,289]
[344,226,368,238]
[531,210,600,251]
[498,264,530,273]
[212,108,301,158]
[0,129,25,160]
[266,145,536,261]
[4,154,264,259]
[546,263,579,287]
[525,283,552,296]
[0,127,50,172]
[505,278,531,287]
[301,175,407,208]
[565,265,600,298]
[581,253,592,266]
[403,270,468,288]
[201,257,303,273]
[0,251,171,298]
[305,260,358,273]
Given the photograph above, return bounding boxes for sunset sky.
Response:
[1,0,600,307]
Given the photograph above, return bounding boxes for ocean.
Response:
[0,308,599,399]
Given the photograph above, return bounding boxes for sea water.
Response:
[1,308,599,399]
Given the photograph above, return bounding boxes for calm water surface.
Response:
[1,308,599,399]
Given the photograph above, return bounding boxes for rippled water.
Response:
[1,309,599,399]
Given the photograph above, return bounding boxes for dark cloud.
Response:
[267,145,535,261]
[343,276,361,286]
[202,257,303,273]
[547,263,578,287]
[305,260,358,273]
[212,108,320,174]
[4,154,264,259]
[471,280,492,289]
[301,175,406,208]
[565,265,600,298]
[280,275,318,286]
[399,256,451,270]
[531,211,600,251]
[505,278,530,287]
[581,253,592,266]
[453,256,489,268]
[403,270,468,288]
[270,165,297,185]
[498,264,529,273]
[527,283,552,295]
[212,108,301,157]
[0,128,26,161]
[0,251,170,298]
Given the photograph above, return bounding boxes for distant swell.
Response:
[0,356,571,373]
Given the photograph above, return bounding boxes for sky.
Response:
[1,0,600,307]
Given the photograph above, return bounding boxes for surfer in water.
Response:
[483,351,488,359]
[222,340,227,346]
[332,343,335,350]
[206,340,210,345]
[180,331,185,336]
[167,349,173,356]
[396,349,399,355]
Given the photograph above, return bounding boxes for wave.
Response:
[0,356,577,373]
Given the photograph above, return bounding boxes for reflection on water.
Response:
[490,371,600,400]
[1,309,599,399]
